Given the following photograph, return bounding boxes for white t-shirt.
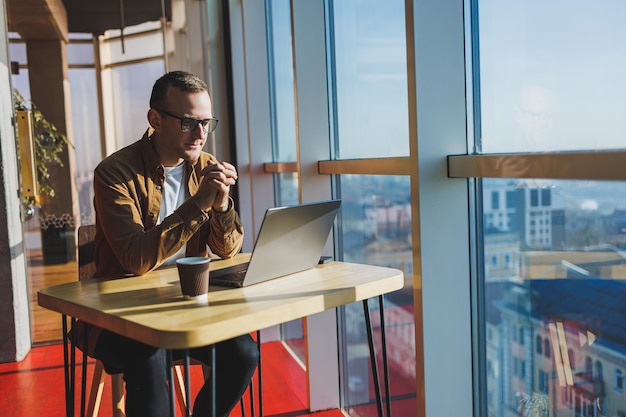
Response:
[159,162,187,265]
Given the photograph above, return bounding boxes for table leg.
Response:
[257,329,262,417]
[363,296,391,417]
[62,315,72,417]
[378,295,392,417]
[80,324,89,417]
[183,350,192,416]
[167,350,176,417]
[210,344,216,417]
[70,318,76,416]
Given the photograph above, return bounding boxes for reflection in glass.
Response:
[482,178,626,417]
[329,0,409,159]
[339,175,415,416]
[477,0,626,153]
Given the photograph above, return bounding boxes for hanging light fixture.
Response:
[120,0,126,53]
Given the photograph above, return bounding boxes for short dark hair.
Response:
[149,71,208,109]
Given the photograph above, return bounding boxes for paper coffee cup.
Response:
[176,257,210,299]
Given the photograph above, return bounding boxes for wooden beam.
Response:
[7,0,68,42]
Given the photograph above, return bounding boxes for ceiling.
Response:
[61,0,171,35]
[7,0,171,40]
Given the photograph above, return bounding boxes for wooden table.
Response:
[38,254,404,417]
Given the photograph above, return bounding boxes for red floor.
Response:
[0,341,342,417]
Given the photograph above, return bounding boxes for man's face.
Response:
[150,86,214,166]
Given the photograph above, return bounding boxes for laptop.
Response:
[210,199,341,287]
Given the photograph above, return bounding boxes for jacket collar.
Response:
[140,129,164,178]
[141,129,202,187]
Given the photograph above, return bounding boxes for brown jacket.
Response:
[93,131,244,278]
[77,131,244,356]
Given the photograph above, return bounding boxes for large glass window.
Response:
[477,0,626,153]
[69,67,99,225]
[67,36,100,225]
[330,0,409,159]
[482,178,626,417]
[100,21,165,151]
[327,1,415,415]
[475,2,626,417]
[339,175,414,416]
[111,61,165,149]
[267,0,297,164]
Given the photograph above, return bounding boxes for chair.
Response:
[78,225,260,417]
[78,224,196,417]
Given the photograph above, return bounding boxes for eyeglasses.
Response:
[156,109,219,134]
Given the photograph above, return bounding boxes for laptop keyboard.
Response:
[210,263,249,287]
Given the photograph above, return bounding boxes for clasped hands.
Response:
[194,161,238,213]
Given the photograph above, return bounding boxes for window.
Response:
[67,36,101,225]
[330,0,408,159]
[539,370,549,393]
[491,191,499,209]
[541,189,551,207]
[536,335,542,354]
[324,1,414,415]
[472,1,626,416]
[477,2,626,153]
[244,2,415,413]
[530,189,539,207]
[337,176,413,414]
[616,369,624,392]
[237,1,626,415]
[110,62,165,149]
[506,190,516,209]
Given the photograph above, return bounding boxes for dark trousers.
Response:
[93,330,259,417]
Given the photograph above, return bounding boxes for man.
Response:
[90,71,258,417]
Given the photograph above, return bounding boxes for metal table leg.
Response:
[363,299,384,417]
[210,344,216,417]
[257,329,262,417]
[183,350,192,416]
[80,324,89,417]
[62,315,72,417]
[363,297,392,417]
[378,295,392,417]
[167,350,176,417]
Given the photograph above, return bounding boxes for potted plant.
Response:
[14,88,73,264]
